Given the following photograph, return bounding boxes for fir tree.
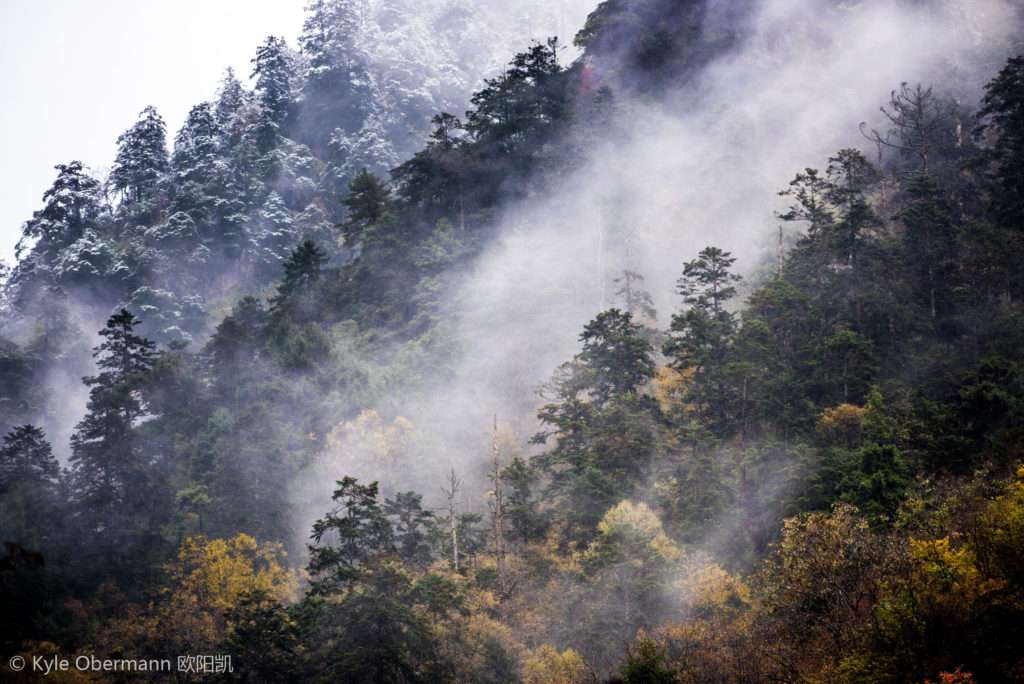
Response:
[665,246,741,435]
[251,36,295,150]
[297,0,373,156]
[273,239,328,304]
[0,425,60,548]
[579,309,655,406]
[68,309,157,552]
[341,168,390,246]
[18,162,103,257]
[110,106,169,206]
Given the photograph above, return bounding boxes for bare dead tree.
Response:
[859,82,956,176]
[441,467,462,572]
[488,414,507,595]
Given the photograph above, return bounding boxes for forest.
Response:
[2,0,1024,682]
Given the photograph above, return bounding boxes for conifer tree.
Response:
[214,67,247,130]
[308,476,394,594]
[18,161,103,257]
[383,491,434,570]
[976,55,1024,299]
[68,309,157,552]
[341,168,390,246]
[664,246,741,434]
[579,308,655,406]
[297,0,372,156]
[251,36,294,150]
[897,174,959,323]
[0,425,60,548]
[110,106,169,206]
[273,239,328,304]
[535,310,659,548]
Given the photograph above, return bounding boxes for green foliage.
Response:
[342,168,391,246]
[308,477,394,594]
[0,426,60,549]
[620,637,677,684]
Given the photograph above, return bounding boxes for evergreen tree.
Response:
[308,477,394,594]
[341,168,390,246]
[579,309,655,406]
[535,311,660,548]
[976,54,1024,299]
[501,455,546,544]
[17,161,103,259]
[466,38,567,169]
[897,174,959,325]
[297,0,373,156]
[0,425,60,549]
[110,106,169,207]
[664,246,741,434]
[251,36,295,150]
[390,112,467,221]
[613,269,657,322]
[978,55,1024,230]
[383,491,434,569]
[271,239,328,310]
[215,67,247,130]
[68,309,158,563]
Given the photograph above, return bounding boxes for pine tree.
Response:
[0,425,58,492]
[614,269,657,322]
[341,168,390,246]
[297,0,373,156]
[272,239,328,305]
[251,36,295,151]
[68,309,157,552]
[777,168,834,240]
[0,425,60,548]
[170,102,223,229]
[308,476,394,594]
[979,56,1024,230]
[976,55,1024,300]
[466,38,566,159]
[110,106,169,207]
[579,309,655,406]
[245,192,295,274]
[391,113,466,219]
[860,82,957,176]
[534,311,660,548]
[214,67,247,130]
[18,161,103,257]
[664,246,741,434]
[383,491,434,569]
[897,174,959,324]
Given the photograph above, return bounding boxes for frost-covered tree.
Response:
[8,162,106,306]
[172,103,220,184]
[110,106,169,207]
[18,162,104,257]
[215,67,248,130]
[245,191,295,275]
[251,36,295,151]
[170,103,222,221]
[298,0,373,156]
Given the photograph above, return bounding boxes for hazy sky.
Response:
[0,0,306,264]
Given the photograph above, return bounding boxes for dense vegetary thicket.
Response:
[3,0,1024,682]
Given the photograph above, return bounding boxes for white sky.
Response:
[0,0,306,264]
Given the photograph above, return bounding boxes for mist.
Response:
[311,0,1021,522]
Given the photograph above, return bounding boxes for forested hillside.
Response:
[3,0,1024,682]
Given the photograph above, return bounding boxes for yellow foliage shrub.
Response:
[523,645,588,684]
[816,403,866,446]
